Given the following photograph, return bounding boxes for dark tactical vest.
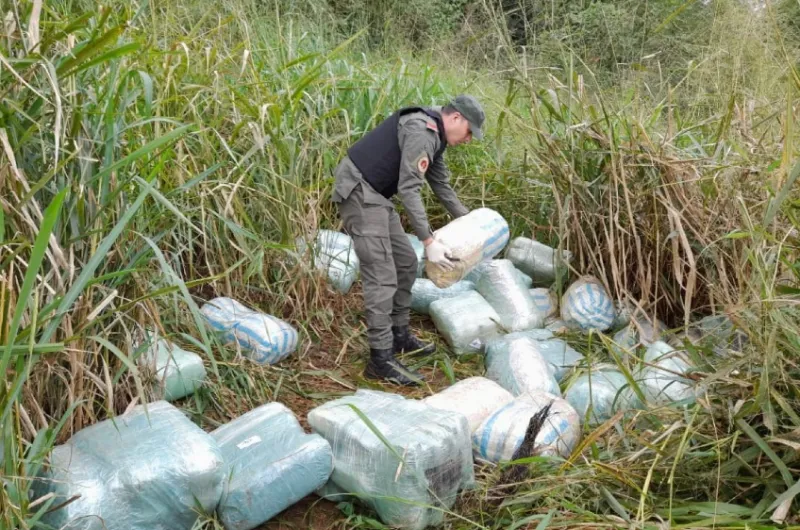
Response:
[348,107,447,199]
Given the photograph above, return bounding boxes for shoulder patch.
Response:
[426,121,439,133]
[416,154,430,174]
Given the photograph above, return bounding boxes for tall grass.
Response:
[1,0,799,528]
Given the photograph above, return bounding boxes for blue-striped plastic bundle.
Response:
[560,276,615,332]
[201,297,298,365]
[425,208,510,288]
[472,391,580,462]
[529,288,557,319]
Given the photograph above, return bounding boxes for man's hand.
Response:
[424,239,458,271]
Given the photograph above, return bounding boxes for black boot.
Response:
[392,325,436,357]
[364,348,424,386]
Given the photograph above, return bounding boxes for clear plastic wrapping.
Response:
[139,334,206,401]
[504,237,572,286]
[485,335,562,396]
[425,208,509,288]
[473,391,580,462]
[422,377,514,432]
[296,229,360,293]
[475,259,546,331]
[407,234,426,278]
[410,279,476,315]
[212,403,333,530]
[429,291,501,354]
[308,390,475,530]
[201,297,298,365]
[35,401,225,530]
[640,341,695,404]
[565,366,634,425]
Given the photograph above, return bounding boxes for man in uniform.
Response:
[331,95,486,386]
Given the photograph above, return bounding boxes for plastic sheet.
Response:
[425,208,509,288]
[529,288,558,319]
[201,297,298,365]
[140,334,206,401]
[565,367,633,425]
[640,341,695,404]
[212,403,333,530]
[308,390,475,530]
[407,234,426,278]
[410,279,476,315]
[422,377,514,432]
[485,335,562,396]
[475,259,545,331]
[560,276,615,332]
[296,229,360,293]
[473,391,580,462]
[504,237,572,286]
[429,291,501,354]
[35,401,225,530]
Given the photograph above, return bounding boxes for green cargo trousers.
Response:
[338,184,418,350]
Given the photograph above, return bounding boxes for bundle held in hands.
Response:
[423,377,515,432]
[473,391,580,462]
[425,208,509,288]
[212,403,333,530]
[308,390,475,530]
[476,259,546,331]
[429,291,501,354]
[201,297,298,365]
[34,401,225,530]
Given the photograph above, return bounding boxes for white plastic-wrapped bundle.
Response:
[473,391,580,462]
[485,330,581,381]
[565,367,633,425]
[296,229,360,293]
[425,208,510,288]
[410,279,476,315]
[640,341,695,404]
[505,237,572,286]
[429,291,501,354]
[560,276,615,332]
[611,315,667,358]
[485,336,561,396]
[308,390,475,530]
[476,260,545,331]
[422,377,515,433]
[212,403,333,530]
[201,297,298,365]
[139,335,206,401]
[529,288,558,319]
[407,234,426,278]
[34,401,225,530]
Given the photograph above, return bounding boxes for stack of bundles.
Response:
[639,341,695,405]
[529,288,558,319]
[34,401,226,530]
[560,276,616,333]
[505,237,572,286]
[564,366,637,425]
[425,208,509,288]
[138,333,206,401]
[473,391,580,462]
[212,403,333,530]
[475,259,546,331]
[485,335,562,396]
[423,377,514,433]
[429,291,501,354]
[308,390,475,530]
[296,229,360,293]
[488,330,583,381]
[410,279,476,315]
[407,234,427,278]
[201,297,298,365]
